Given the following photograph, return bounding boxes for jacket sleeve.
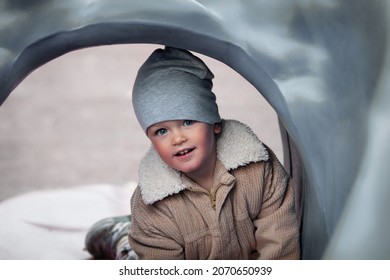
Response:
[254,148,301,259]
[128,187,185,260]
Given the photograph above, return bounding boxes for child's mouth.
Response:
[175,148,195,157]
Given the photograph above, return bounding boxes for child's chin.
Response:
[178,165,199,175]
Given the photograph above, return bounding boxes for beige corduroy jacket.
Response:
[128,119,300,260]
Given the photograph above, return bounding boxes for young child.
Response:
[85,46,300,260]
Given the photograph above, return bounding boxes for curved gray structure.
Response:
[1,0,389,259]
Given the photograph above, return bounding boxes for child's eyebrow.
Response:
[148,127,159,133]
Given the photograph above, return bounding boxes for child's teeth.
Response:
[179,149,189,155]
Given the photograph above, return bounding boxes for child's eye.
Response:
[155,128,168,136]
[183,120,195,126]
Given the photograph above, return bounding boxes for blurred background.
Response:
[0,44,282,202]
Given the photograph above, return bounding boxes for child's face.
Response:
[147,120,221,178]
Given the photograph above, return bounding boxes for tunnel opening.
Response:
[0,44,288,202]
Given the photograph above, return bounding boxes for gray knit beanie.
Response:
[132,46,221,133]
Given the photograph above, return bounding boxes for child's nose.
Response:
[172,131,187,145]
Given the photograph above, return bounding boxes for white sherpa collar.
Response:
[138,119,269,204]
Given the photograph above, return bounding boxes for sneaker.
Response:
[85,215,134,259]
